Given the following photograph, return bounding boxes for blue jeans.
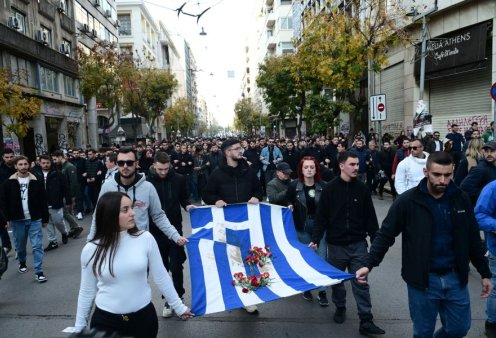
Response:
[297,220,327,293]
[486,252,496,323]
[407,272,471,338]
[11,219,44,273]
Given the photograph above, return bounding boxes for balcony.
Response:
[267,35,276,50]
[266,0,273,5]
[266,10,276,28]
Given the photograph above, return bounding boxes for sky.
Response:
[143,0,256,127]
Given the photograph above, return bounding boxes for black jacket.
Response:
[460,159,496,205]
[202,159,263,205]
[313,176,378,245]
[377,148,395,175]
[287,180,324,231]
[0,173,49,223]
[244,147,262,172]
[147,166,190,230]
[32,168,71,209]
[366,178,491,290]
[0,162,16,184]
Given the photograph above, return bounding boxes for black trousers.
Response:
[91,302,158,338]
[154,232,187,298]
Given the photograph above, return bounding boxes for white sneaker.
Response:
[162,303,173,318]
[244,305,259,314]
[76,212,83,220]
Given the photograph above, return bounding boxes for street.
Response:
[0,196,489,338]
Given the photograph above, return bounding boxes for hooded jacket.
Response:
[86,172,180,243]
[0,172,49,223]
[394,152,429,194]
[202,158,263,205]
[147,166,191,229]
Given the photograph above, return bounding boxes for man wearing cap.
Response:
[460,140,496,205]
[267,162,293,206]
[203,138,264,314]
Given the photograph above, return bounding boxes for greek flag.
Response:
[186,203,354,315]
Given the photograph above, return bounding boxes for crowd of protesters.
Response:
[1,119,496,337]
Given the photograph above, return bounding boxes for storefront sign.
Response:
[414,21,489,77]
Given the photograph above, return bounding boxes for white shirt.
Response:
[394,152,429,194]
[75,231,187,331]
[17,176,30,219]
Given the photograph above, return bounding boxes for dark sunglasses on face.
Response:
[117,160,135,167]
[409,146,421,151]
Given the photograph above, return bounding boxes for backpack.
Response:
[0,246,8,279]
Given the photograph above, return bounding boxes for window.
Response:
[40,67,59,93]
[280,17,293,30]
[280,0,292,5]
[118,14,131,35]
[64,75,76,97]
[61,39,72,56]
[12,9,27,34]
[10,55,37,88]
[280,41,294,54]
[75,2,87,25]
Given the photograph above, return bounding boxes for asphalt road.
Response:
[0,195,489,338]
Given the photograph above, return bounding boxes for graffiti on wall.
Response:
[381,121,404,136]
[446,114,491,134]
[58,133,67,149]
[34,133,45,156]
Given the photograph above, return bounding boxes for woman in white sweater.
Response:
[75,191,193,337]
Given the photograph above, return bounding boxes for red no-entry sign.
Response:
[378,103,385,112]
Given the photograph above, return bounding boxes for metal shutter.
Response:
[378,62,404,135]
[430,68,492,137]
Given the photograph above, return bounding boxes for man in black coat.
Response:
[0,155,49,282]
[311,151,384,335]
[33,155,72,251]
[202,138,263,314]
[147,151,195,318]
[356,151,491,337]
[0,148,15,254]
[376,141,397,200]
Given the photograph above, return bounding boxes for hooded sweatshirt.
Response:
[86,172,180,243]
[394,152,429,194]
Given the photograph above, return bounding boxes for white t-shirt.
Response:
[17,176,31,219]
[75,230,187,331]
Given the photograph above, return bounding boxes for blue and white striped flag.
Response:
[186,203,354,315]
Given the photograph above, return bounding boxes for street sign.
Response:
[370,94,387,121]
[491,82,496,101]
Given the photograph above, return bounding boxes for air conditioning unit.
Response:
[104,9,111,17]
[36,30,49,45]
[59,43,70,56]
[102,39,109,47]
[57,0,66,13]
[8,16,20,30]
[81,23,89,32]
[91,29,97,37]
[114,19,120,27]
[94,0,100,7]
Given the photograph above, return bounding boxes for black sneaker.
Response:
[359,320,385,335]
[34,272,47,283]
[44,241,58,252]
[317,291,329,307]
[333,307,346,324]
[18,262,28,274]
[486,320,496,338]
[71,227,84,239]
[302,291,313,301]
[62,233,69,244]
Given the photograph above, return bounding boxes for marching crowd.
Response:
[1,120,496,337]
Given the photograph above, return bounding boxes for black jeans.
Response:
[91,302,158,338]
[154,232,187,298]
[0,226,11,249]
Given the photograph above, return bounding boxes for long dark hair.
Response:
[90,191,139,277]
[297,156,321,183]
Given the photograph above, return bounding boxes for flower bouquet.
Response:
[232,245,273,293]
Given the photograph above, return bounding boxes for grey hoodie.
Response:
[87,172,180,243]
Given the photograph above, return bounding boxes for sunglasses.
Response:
[409,146,421,150]
[117,160,135,167]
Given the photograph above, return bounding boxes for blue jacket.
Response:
[350,146,370,173]
[476,180,496,255]
[260,146,283,172]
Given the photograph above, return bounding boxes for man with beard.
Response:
[394,139,429,195]
[350,139,370,183]
[0,148,16,254]
[205,143,223,175]
[203,138,263,314]
[460,141,496,205]
[283,140,300,179]
[310,152,384,335]
[261,138,283,187]
[357,151,491,338]
[147,152,195,318]
[376,141,397,200]
[86,147,187,248]
[243,139,262,179]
